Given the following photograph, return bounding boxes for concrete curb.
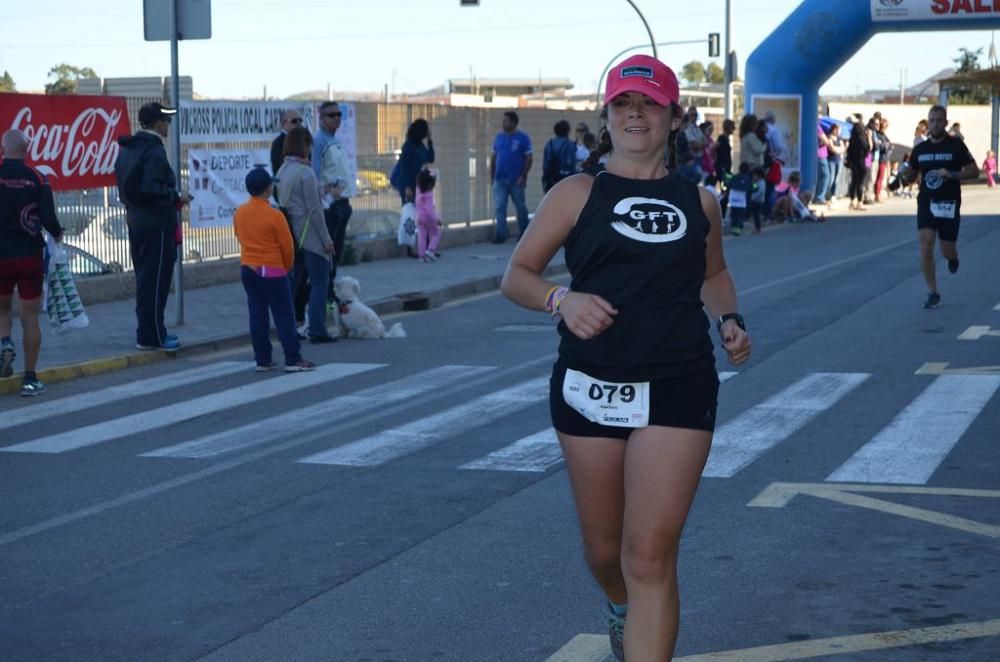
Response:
[0,263,568,396]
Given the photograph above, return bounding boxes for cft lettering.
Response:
[932,0,1000,14]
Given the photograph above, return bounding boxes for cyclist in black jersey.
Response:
[901,105,979,309]
[501,54,750,662]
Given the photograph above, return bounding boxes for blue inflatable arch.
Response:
[745,0,1000,191]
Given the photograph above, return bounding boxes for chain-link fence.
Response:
[58,100,603,276]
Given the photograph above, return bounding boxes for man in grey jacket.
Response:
[114,102,191,351]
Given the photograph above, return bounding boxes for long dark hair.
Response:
[406,118,430,143]
[738,113,758,139]
[581,101,683,170]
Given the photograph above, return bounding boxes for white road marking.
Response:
[827,374,1000,484]
[958,325,1000,340]
[299,376,550,466]
[461,429,562,472]
[0,361,250,431]
[719,371,738,383]
[0,363,384,454]
[703,372,870,478]
[0,355,557,547]
[143,365,496,459]
[548,619,1000,661]
[495,324,557,332]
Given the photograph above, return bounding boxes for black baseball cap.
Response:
[245,167,273,196]
[139,101,178,127]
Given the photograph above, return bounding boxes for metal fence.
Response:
[58,100,605,276]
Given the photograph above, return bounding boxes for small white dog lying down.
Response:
[333,275,406,339]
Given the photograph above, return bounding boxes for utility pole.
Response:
[169,0,184,324]
[724,0,733,120]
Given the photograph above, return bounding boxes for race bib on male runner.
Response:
[562,368,649,428]
[929,200,956,219]
[728,190,747,208]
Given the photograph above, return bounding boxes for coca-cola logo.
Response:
[12,106,124,183]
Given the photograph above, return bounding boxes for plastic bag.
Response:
[44,235,90,334]
[397,202,417,249]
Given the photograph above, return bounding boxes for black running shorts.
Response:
[549,360,720,440]
[917,206,960,242]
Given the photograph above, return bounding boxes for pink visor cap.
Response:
[604,54,680,107]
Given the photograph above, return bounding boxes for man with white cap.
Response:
[114,101,192,352]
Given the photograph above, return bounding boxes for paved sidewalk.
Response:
[0,241,566,395]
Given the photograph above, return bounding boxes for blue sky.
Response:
[2,0,996,99]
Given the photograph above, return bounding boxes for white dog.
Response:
[332,275,406,339]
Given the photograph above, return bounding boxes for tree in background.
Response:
[45,64,97,95]
[707,62,725,85]
[0,71,15,93]
[949,47,991,105]
[681,60,706,85]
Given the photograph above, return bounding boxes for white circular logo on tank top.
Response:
[924,170,944,190]
[610,197,688,243]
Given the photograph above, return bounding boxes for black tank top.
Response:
[558,170,715,381]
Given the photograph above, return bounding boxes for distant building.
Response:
[822,69,954,105]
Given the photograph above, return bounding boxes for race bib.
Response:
[728,190,747,208]
[562,368,649,428]
[930,200,956,219]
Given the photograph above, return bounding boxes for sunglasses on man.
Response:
[324,112,342,118]
[288,117,303,125]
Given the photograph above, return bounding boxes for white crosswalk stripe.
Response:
[703,372,871,478]
[142,365,496,459]
[461,429,562,473]
[827,374,1000,485]
[298,376,550,467]
[0,363,384,454]
[0,361,250,432]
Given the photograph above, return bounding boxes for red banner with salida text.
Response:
[0,93,132,191]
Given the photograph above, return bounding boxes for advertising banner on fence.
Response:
[188,148,270,228]
[871,0,1000,22]
[0,93,132,191]
[178,100,317,144]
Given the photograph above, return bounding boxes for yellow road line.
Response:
[675,618,1000,661]
[545,634,609,662]
[549,619,1000,662]
[749,482,1000,539]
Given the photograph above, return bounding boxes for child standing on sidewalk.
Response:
[983,150,997,189]
[724,163,754,236]
[233,168,314,372]
[415,169,442,263]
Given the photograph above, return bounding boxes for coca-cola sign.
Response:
[0,93,132,191]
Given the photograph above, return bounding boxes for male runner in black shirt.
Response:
[904,105,978,309]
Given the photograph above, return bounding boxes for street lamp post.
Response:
[624,0,657,59]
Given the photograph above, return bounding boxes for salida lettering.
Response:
[12,106,122,180]
[931,0,1000,14]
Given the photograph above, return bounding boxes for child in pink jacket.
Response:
[983,150,996,189]
[415,169,442,262]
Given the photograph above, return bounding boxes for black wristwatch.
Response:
[717,313,746,332]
